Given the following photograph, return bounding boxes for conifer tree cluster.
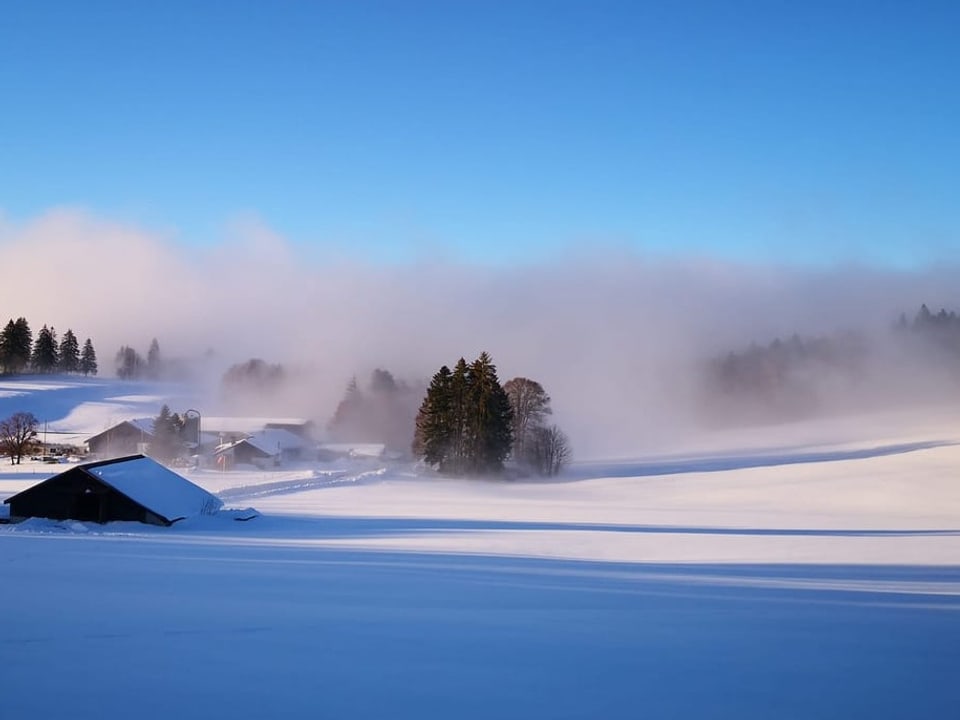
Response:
[221,357,286,391]
[895,304,960,356]
[0,317,97,376]
[150,404,185,463]
[115,338,165,380]
[116,345,144,380]
[328,369,422,452]
[413,352,513,476]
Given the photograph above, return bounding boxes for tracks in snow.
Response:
[216,468,387,502]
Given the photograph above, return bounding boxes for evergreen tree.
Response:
[221,358,286,391]
[466,352,513,474]
[150,404,184,463]
[413,366,454,467]
[146,338,161,379]
[58,329,81,373]
[328,376,363,439]
[329,370,422,452]
[80,338,98,376]
[31,325,59,373]
[115,345,143,379]
[370,368,398,395]
[0,320,14,374]
[0,317,33,374]
[449,358,471,474]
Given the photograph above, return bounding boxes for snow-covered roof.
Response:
[86,417,155,443]
[126,418,156,435]
[214,429,308,457]
[86,455,222,522]
[199,417,312,435]
[244,429,308,454]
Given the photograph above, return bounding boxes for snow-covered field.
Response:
[1,377,959,718]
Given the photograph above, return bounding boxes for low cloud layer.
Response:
[1,208,957,457]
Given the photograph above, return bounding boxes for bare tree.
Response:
[503,377,552,461]
[527,424,571,477]
[0,412,39,465]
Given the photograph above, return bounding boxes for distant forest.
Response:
[706,304,960,422]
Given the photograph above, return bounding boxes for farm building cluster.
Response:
[76,415,385,469]
[2,414,389,527]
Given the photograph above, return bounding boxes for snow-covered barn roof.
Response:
[84,455,222,522]
[126,418,156,435]
[4,454,223,526]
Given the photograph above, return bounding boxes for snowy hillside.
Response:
[0,374,192,446]
[1,376,958,718]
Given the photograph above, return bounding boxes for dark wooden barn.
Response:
[4,454,222,526]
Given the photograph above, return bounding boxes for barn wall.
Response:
[88,425,151,458]
[7,470,163,525]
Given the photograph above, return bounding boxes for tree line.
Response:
[707,303,960,420]
[0,317,97,376]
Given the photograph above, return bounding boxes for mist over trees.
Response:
[328,369,423,453]
[895,304,960,361]
[150,404,185,463]
[114,338,188,381]
[218,358,290,414]
[706,304,960,423]
[115,345,144,380]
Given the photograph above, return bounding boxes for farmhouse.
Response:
[200,416,314,442]
[212,428,309,470]
[85,418,155,458]
[4,454,222,526]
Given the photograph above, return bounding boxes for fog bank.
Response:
[1,209,957,457]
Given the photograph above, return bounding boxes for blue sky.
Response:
[2,1,957,266]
